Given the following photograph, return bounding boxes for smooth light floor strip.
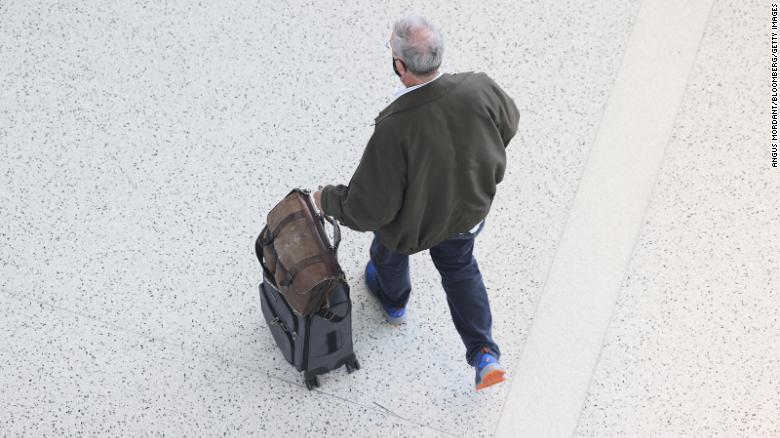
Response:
[494,1,715,436]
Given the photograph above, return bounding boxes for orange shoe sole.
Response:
[475,368,506,391]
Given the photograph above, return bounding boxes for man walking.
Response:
[313,14,519,391]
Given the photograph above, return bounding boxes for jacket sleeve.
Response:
[320,124,406,232]
[486,75,520,148]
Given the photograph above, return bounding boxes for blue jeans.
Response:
[369,219,500,366]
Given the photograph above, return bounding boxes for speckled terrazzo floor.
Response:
[1,0,774,437]
[575,1,780,436]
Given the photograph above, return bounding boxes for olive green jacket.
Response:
[321,71,519,255]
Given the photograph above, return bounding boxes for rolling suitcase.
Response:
[258,267,360,389]
[255,189,360,389]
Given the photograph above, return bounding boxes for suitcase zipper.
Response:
[303,314,311,373]
[270,316,297,340]
[261,284,297,364]
[265,279,306,369]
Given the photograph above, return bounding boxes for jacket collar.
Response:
[373,72,471,125]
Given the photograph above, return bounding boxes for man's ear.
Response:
[398,59,408,75]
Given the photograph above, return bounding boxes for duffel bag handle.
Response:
[320,213,341,251]
[297,186,341,252]
[256,226,285,287]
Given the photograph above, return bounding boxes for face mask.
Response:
[392,57,402,77]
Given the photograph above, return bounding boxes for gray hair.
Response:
[390,15,444,76]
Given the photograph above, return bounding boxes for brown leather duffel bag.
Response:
[255,188,346,317]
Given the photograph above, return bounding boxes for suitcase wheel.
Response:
[346,359,361,374]
[305,376,320,390]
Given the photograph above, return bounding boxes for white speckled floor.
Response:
[1,1,774,437]
[575,1,780,436]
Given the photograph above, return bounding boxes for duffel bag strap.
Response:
[258,227,294,288]
[316,307,348,323]
[279,254,328,287]
[271,210,306,239]
[316,281,351,323]
[317,308,346,323]
[258,225,273,246]
[255,227,276,282]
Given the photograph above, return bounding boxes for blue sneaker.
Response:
[365,260,407,325]
[474,347,506,391]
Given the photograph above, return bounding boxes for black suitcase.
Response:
[258,267,360,390]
